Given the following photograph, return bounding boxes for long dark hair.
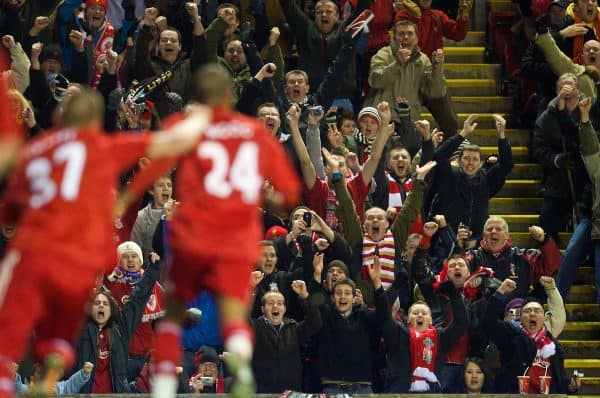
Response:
[463,357,494,393]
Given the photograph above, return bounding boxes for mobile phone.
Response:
[303,212,312,227]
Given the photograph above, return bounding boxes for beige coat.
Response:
[365,42,446,121]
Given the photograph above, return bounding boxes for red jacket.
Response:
[339,0,393,54]
[394,8,469,59]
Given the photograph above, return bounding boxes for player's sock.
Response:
[222,320,254,363]
[0,357,14,398]
[222,320,255,398]
[153,321,181,398]
[31,339,74,396]
[34,339,75,370]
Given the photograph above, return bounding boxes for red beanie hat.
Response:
[86,0,108,11]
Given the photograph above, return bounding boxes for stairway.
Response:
[419,2,600,392]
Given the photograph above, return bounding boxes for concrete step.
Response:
[447,79,498,96]
[509,231,570,249]
[580,377,600,395]
[452,96,513,113]
[444,31,486,47]
[489,197,542,213]
[488,0,519,13]
[444,63,502,80]
[496,179,541,197]
[568,285,598,304]
[561,340,600,359]
[489,214,538,232]
[565,359,600,377]
[561,322,600,339]
[506,164,542,180]
[565,304,600,322]
[574,268,597,286]
[470,128,531,146]
[480,146,529,163]
[422,113,510,129]
[444,46,486,63]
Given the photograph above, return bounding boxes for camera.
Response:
[325,114,337,125]
[310,106,323,117]
[200,376,215,385]
[303,212,312,227]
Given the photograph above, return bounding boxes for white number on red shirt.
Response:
[198,141,262,204]
[25,141,87,208]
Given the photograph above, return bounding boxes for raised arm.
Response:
[362,101,395,185]
[287,104,317,189]
[486,114,514,195]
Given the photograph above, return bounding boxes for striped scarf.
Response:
[387,172,414,211]
[362,231,395,288]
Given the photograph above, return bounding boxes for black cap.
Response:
[39,44,63,65]
[548,0,567,10]
[198,346,219,364]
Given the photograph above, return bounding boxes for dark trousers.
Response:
[539,195,573,245]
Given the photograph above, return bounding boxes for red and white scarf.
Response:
[106,266,166,322]
[387,173,413,211]
[524,325,556,393]
[409,325,439,392]
[362,231,395,288]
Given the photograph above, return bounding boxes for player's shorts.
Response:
[169,243,253,305]
[0,248,102,361]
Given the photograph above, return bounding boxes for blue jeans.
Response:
[557,218,592,300]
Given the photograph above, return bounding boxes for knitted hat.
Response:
[504,298,524,315]
[198,346,220,364]
[86,0,108,11]
[548,0,567,10]
[265,225,288,240]
[451,138,471,160]
[357,107,381,126]
[326,259,349,278]
[117,241,143,263]
[39,44,63,65]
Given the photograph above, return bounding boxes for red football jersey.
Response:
[0,127,150,271]
[169,106,300,260]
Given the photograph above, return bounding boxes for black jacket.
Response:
[533,97,593,199]
[483,292,572,394]
[315,286,388,383]
[431,134,514,238]
[250,296,322,393]
[74,260,160,393]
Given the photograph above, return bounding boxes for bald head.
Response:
[583,40,600,67]
[194,64,234,106]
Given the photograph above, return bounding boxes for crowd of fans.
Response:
[0,0,598,395]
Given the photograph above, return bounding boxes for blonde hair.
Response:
[484,216,509,233]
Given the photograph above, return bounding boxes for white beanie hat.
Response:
[117,241,143,263]
[357,106,381,126]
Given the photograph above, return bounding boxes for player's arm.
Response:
[145,108,212,158]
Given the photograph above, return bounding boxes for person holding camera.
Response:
[188,346,232,394]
